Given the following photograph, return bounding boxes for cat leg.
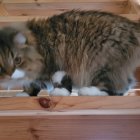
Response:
[50,71,72,96]
[23,71,72,96]
[78,86,109,96]
[78,75,135,96]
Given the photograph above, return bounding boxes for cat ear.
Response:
[14,32,26,45]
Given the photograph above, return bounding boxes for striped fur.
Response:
[0,10,140,95]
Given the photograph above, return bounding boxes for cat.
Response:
[0,10,140,96]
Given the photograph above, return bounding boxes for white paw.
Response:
[49,88,70,96]
[11,69,25,79]
[16,92,29,97]
[52,71,66,84]
[78,87,108,96]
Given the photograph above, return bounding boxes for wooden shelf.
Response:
[0,96,139,140]
[0,96,140,111]
[2,0,129,4]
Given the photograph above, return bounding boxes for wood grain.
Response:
[2,0,128,4]
[0,97,140,111]
[0,14,138,24]
[0,96,140,139]
[0,0,130,16]
[4,2,129,15]
[0,96,140,140]
[0,115,139,140]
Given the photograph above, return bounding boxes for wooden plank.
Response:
[0,90,23,97]
[0,97,140,111]
[0,94,140,139]
[0,14,138,23]
[1,109,140,116]
[3,2,129,16]
[0,115,139,140]
[2,0,128,4]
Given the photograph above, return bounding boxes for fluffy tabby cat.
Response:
[0,10,140,96]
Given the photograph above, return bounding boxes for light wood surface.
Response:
[0,0,132,17]
[0,115,139,140]
[2,0,128,4]
[0,96,140,111]
[0,14,138,23]
[0,96,139,140]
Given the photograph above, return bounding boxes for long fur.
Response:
[0,10,140,95]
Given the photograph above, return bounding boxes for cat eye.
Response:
[14,57,22,65]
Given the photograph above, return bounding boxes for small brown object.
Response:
[38,97,51,108]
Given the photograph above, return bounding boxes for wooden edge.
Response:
[0,109,140,116]
[0,96,140,111]
[0,114,139,140]
[0,14,138,23]
[2,0,128,4]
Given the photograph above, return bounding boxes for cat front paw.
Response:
[52,71,72,93]
[23,80,47,96]
[49,88,70,96]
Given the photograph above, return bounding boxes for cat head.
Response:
[13,30,45,80]
[0,26,44,80]
[0,27,16,78]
